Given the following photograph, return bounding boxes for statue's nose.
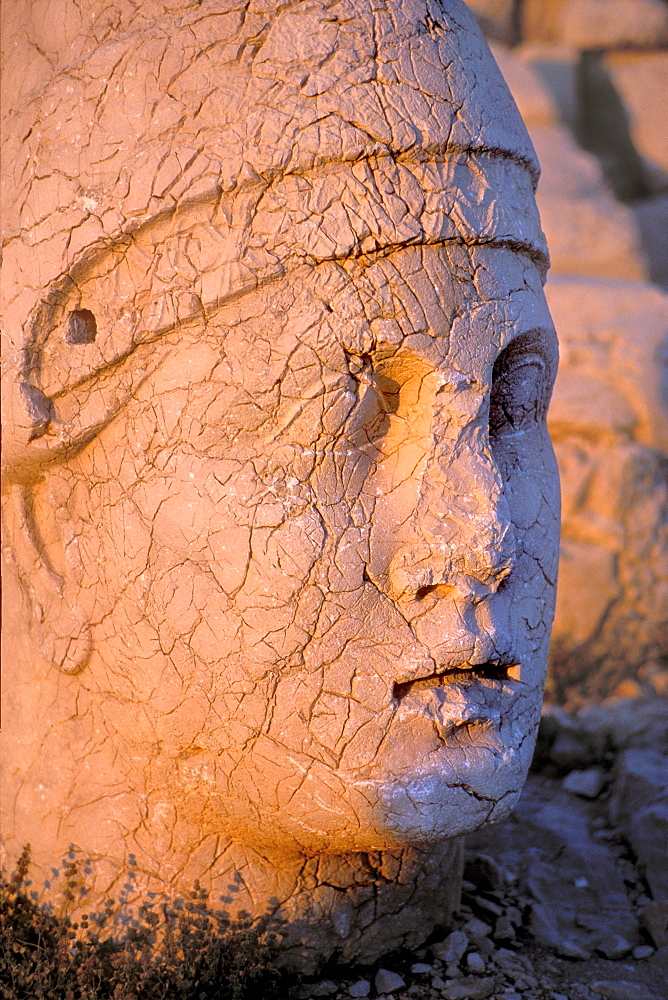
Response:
[371,434,516,605]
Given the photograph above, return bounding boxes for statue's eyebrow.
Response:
[320,235,549,282]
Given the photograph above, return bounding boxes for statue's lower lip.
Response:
[393,662,520,701]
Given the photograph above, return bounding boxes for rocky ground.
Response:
[288,695,668,1000]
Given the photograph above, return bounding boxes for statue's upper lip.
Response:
[393,660,519,701]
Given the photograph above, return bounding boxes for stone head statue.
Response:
[1,0,559,970]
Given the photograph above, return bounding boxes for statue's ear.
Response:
[3,483,92,675]
[2,280,173,676]
[3,254,182,675]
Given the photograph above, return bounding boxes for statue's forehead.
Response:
[4,0,546,286]
[5,0,538,171]
[251,0,539,178]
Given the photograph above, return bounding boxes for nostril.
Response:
[413,577,505,603]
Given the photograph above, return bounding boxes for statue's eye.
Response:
[489,346,547,437]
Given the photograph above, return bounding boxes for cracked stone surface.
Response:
[0,0,560,971]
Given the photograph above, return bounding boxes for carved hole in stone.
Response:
[66,309,97,344]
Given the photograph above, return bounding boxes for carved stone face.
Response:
[35,236,558,856]
[2,0,559,956]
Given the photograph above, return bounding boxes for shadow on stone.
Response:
[577,50,652,201]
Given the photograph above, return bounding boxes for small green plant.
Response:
[0,846,285,1000]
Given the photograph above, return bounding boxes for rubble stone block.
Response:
[545,278,668,701]
[313,983,338,997]
[562,768,606,799]
[443,977,496,1000]
[603,51,668,195]
[610,749,668,826]
[642,900,668,948]
[609,749,668,903]
[577,699,668,755]
[552,542,619,650]
[634,193,668,289]
[471,778,640,956]
[592,981,659,1000]
[629,802,668,904]
[463,853,506,893]
[562,0,668,49]
[577,48,668,201]
[549,730,592,770]
[465,0,517,44]
[433,930,469,964]
[516,43,578,127]
[530,126,647,281]
[520,0,569,45]
[489,43,559,126]
[374,969,405,994]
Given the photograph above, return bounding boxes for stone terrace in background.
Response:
[469,0,668,705]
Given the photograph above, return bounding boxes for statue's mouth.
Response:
[393,661,518,701]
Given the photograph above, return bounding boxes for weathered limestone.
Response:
[1,0,560,971]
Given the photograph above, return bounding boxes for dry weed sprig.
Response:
[0,847,285,1000]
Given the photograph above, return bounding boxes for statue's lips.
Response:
[391,666,523,742]
[393,661,521,705]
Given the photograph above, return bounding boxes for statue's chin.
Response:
[216,678,540,856]
[371,768,527,844]
[223,749,531,857]
[349,686,537,846]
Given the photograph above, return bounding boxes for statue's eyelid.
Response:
[509,353,546,370]
[497,353,547,392]
[492,330,555,382]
